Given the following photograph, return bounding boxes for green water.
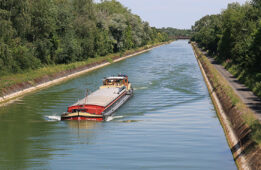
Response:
[0,40,236,169]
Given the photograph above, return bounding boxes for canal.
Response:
[0,40,236,169]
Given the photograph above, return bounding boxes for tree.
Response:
[0,0,167,75]
[191,0,261,97]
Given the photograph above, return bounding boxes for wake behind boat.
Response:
[61,75,133,121]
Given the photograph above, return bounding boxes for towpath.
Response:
[202,51,261,121]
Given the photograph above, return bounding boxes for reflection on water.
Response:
[66,120,99,129]
[0,40,236,169]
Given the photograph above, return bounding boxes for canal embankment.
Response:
[191,42,261,170]
[0,42,170,105]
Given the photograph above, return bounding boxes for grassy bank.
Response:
[222,62,261,99]
[211,55,261,99]
[0,42,169,97]
[192,43,261,145]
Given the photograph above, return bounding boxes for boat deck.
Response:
[72,87,125,107]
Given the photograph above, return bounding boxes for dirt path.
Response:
[205,55,261,121]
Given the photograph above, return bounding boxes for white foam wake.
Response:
[133,86,148,90]
[45,115,61,121]
[106,116,124,122]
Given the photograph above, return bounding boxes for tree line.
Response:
[0,0,168,75]
[191,0,261,97]
[159,27,192,39]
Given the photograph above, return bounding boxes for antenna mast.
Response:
[85,89,89,104]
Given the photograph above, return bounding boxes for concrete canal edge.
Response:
[191,43,261,170]
[0,42,169,106]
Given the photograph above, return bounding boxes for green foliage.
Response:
[106,57,113,63]
[191,1,261,98]
[159,27,192,39]
[0,42,163,96]
[193,43,261,144]
[0,0,168,76]
[192,15,222,54]
[251,120,261,143]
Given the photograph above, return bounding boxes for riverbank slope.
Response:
[0,42,170,105]
[191,42,261,169]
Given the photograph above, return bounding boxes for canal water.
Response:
[0,40,236,169]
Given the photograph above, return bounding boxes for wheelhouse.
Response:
[101,75,129,88]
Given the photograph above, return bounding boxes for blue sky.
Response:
[109,0,249,29]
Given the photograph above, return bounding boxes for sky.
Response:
[106,0,249,29]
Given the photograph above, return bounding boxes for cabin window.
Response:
[107,79,113,85]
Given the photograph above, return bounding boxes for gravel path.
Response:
[205,55,261,121]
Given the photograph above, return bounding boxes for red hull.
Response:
[62,75,132,121]
[61,116,104,121]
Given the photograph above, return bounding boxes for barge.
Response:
[61,75,133,121]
